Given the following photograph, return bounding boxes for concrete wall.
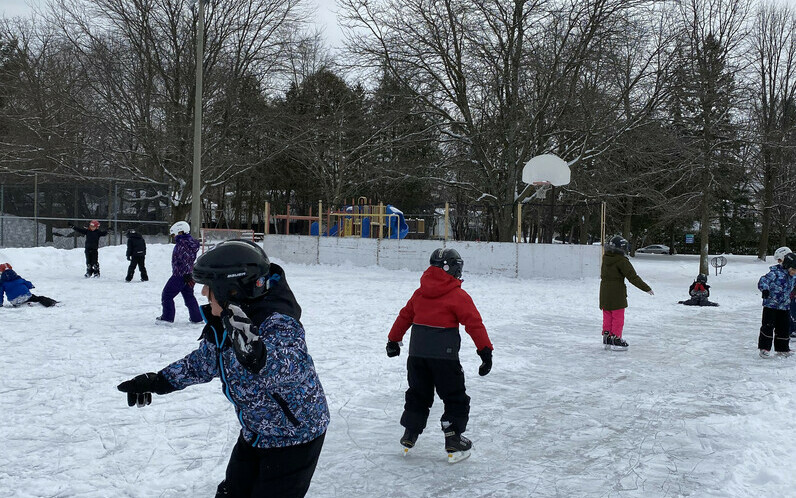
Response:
[263,234,600,280]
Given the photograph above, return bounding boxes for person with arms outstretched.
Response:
[117,240,329,497]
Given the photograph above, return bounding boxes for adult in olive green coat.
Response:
[600,236,653,350]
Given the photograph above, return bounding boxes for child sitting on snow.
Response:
[0,263,58,308]
[678,273,718,306]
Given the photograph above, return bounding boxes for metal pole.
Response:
[34,173,39,247]
[190,0,205,238]
[114,181,119,244]
[444,202,449,242]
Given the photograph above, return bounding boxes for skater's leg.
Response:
[433,360,470,435]
[773,309,790,352]
[84,249,92,276]
[126,258,136,281]
[160,276,183,321]
[27,294,57,307]
[218,433,259,498]
[180,281,202,322]
[610,309,625,338]
[250,432,325,498]
[87,249,99,276]
[139,256,148,281]
[601,309,613,332]
[401,356,435,434]
[759,307,776,352]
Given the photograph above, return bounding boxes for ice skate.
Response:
[155,316,174,325]
[602,331,610,350]
[400,428,419,456]
[776,350,794,358]
[608,334,628,351]
[442,422,471,464]
[759,349,772,359]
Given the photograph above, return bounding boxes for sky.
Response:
[1,0,345,49]
[1,241,796,496]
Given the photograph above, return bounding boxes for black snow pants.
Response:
[759,307,791,352]
[126,255,148,281]
[28,294,57,307]
[84,248,99,276]
[215,432,325,498]
[401,355,470,435]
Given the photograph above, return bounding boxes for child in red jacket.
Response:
[386,248,493,463]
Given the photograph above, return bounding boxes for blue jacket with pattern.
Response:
[758,264,795,310]
[0,269,33,306]
[159,264,329,448]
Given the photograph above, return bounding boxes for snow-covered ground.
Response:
[0,244,791,497]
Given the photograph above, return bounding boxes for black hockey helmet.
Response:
[430,248,464,279]
[783,253,796,270]
[192,239,271,305]
[605,235,630,255]
[696,273,708,283]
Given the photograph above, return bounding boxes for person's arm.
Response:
[619,258,652,292]
[455,290,492,351]
[388,293,417,344]
[126,240,133,259]
[23,279,34,290]
[96,229,108,237]
[70,225,88,235]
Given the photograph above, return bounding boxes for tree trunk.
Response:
[699,189,711,275]
[757,156,773,261]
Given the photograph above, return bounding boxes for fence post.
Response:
[378,202,384,239]
[444,202,449,242]
[34,173,39,247]
[516,202,522,243]
[114,181,119,244]
[264,202,270,235]
[318,200,322,237]
[107,180,113,246]
[0,183,4,247]
[73,185,79,249]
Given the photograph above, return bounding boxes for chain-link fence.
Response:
[0,173,172,249]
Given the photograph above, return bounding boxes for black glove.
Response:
[477,347,492,376]
[762,289,770,299]
[117,372,175,407]
[127,256,132,261]
[386,341,400,357]
[183,274,195,287]
[223,304,266,373]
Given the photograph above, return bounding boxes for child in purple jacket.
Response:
[156,221,201,323]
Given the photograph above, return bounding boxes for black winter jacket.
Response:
[126,232,146,258]
[73,226,108,249]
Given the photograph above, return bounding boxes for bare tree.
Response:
[748,2,796,260]
[340,0,673,241]
[46,0,311,220]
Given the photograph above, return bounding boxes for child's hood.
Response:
[0,269,20,282]
[417,266,462,298]
[603,252,625,266]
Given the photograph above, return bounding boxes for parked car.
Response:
[636,244,670,254]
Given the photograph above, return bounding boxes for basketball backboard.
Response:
[521,154,571,186]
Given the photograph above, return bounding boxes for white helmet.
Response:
[170,221,190,235]
[774,246,792,262]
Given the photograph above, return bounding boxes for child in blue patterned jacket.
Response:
[0,263,57,308]
[758,252,796,358]
[117,240,328,497]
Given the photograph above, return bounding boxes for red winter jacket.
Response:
[388,266,492,359]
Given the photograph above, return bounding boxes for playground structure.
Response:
[264,198,410,239]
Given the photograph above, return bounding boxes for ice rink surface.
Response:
[0,244,792,497]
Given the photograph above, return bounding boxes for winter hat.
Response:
[0,263,11,273]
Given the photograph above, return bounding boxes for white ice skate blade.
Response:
[447,450,471,464]
[402,447,410,457]
[610,345,628,352]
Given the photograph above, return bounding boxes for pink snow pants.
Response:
[602,309,625,337]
